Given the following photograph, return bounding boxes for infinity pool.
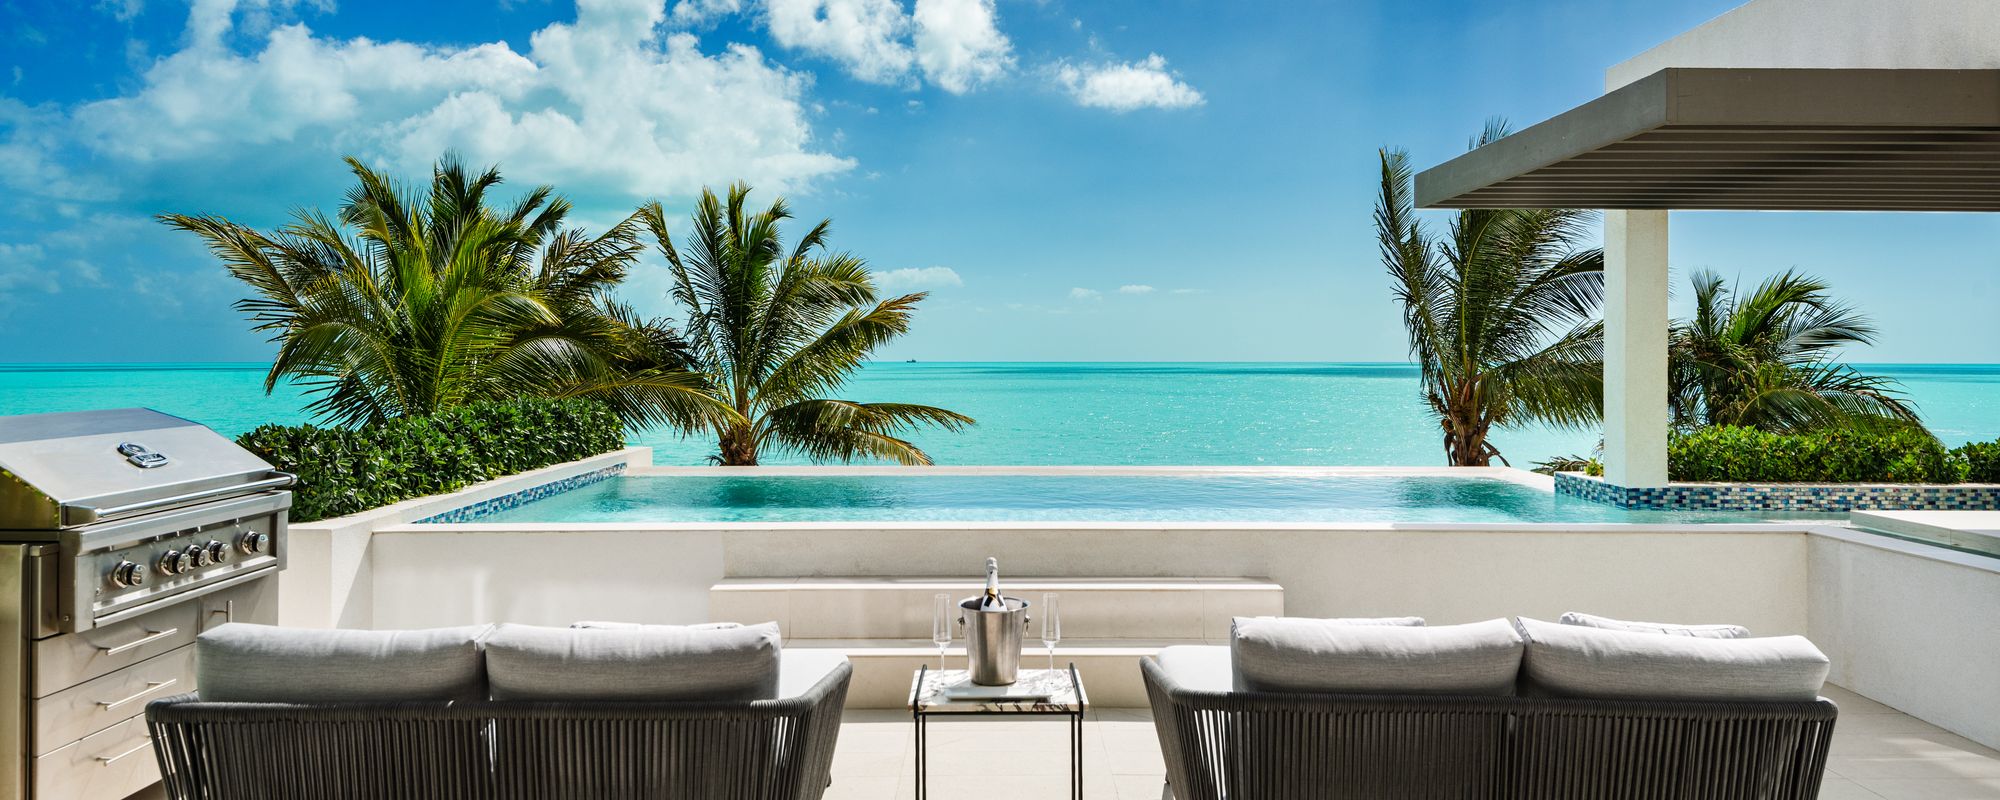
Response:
[470,474,1829,524]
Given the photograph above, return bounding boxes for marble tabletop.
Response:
[909,666,1087,714]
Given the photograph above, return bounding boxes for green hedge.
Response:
[1956,440,2000,484]
[1668,425,1961,484]
[237,399,625,523]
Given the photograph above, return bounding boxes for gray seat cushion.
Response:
[777,649,851,700]
[1154,645,1234,693]
[484,622,782,702]
[1559,611,1750,639]
[1231,617,1523,695]
[1517,617,1828,702]
[196,622,490,703]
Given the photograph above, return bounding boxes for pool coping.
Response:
[290,447,653,537]
[625,464,1554,493]
[1555,471,2000,512]
[411,463,1890,527]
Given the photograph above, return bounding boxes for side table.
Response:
[908,664,1087,799]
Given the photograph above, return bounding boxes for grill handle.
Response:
[65,472,297,525]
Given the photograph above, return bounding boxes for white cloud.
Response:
[874,265,962,291]
[0,243,57,294]
[95,0,145,22]
[759,0,1009,92]
[184,0,332,47]
[59,0,853,198]
[1171,288,1204,295]
[1117,284,1154,294]
[763,0,914,84]
[0,99,106,201]
[669,0,743,25]
[1054,53,1203,112]
[1068,287,1101,300]
[912,0,1011,93]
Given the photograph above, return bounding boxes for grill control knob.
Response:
[238,532,270,555]
[206,540,231,564]
[186,544,212,568]
[156,550,185,576]
[109,561,146,588]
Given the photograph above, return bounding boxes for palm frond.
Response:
[642,185,973,464]
[168,155,726,433]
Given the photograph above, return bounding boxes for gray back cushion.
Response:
[1231,617,1523,695]
[571,620,743,631]
[1246,616,1425,627]
[1518,617,1828,702]
[485,622,782,702]
[196,622,490,703]
[1559,611,1750,639]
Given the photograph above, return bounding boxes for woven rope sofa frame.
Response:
[1141,659,1838,800]
[145,661,850,800]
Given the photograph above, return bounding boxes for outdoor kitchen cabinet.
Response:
[0,409,292,799]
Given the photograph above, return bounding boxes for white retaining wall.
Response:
[1808,529,2000,750]
[277,448,649,630]
[362,522,1811,637]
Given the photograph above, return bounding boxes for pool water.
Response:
[470,475,1833,525]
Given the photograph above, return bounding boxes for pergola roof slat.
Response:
[1414,68,2000,212]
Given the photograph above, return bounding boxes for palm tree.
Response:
[639,184,973,465]
[1376,122,1607,466]
[1668,269,1920,432]
[163,155,730,430]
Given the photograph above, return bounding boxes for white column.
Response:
[1602,210,1670,488]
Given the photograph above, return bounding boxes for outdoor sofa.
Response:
[1143,613,1838,800]
[146,621,849,800]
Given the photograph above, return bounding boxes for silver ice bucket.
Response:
[959,596,1031,685]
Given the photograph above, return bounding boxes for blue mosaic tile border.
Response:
[1554,472,2000,512]
[414,464,626,524]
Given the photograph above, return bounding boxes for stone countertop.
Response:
[910,667,1086,714]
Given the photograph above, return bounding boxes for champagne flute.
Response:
[931,593,952,670]
[1041,593,1061,671]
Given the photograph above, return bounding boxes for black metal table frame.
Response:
[911,663,1084,800]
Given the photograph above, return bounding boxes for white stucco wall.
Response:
[277,447,650,630]
[364,522,1812,637]
[1609,0,2000,89]
[1809,529,2000,750]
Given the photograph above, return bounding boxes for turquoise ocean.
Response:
[1,362,1994,467]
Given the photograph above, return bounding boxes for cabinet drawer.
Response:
[199,577,280,632]
[33,714,158,800]
[35,602,198,697]
[35,646,193,755]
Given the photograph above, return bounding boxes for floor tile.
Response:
[1850,778,2000,800]
[1820,776,1888,799]
[843,694,2000,798]
[823,776,899,800]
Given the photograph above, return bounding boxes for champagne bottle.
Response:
[979,557,1007,611]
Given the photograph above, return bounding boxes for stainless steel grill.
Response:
[0,408,292,799]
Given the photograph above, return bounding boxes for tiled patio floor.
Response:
[827,684,2000,800]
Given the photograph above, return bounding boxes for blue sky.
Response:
[1,0,1994,363]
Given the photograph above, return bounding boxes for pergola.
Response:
[1415,67,2000,487]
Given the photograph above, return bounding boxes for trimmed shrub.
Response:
[1955,440,2000,484]
[1668,425,1959,484]
[237,398,625,523]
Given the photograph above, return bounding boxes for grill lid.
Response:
[0,408,290,530]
